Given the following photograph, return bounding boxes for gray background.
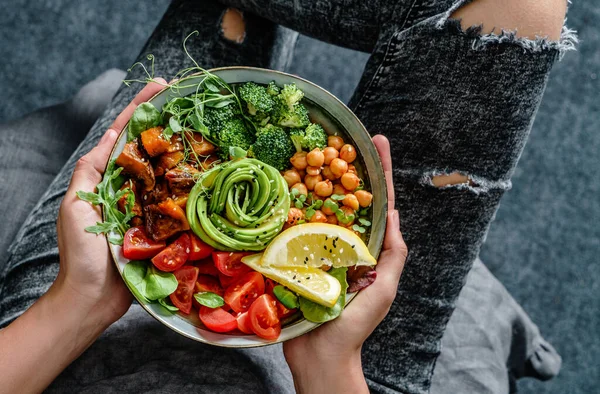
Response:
[0,1,597,393]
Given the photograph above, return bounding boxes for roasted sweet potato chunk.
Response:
[144,204,188,242]
[165,164,200,195]
[154,151,185,176]
[140,126,170,157]
[115,141,155,191]
[166,134,184,153]
[187,132,216,156]
[158,198,190,230]
[142,179,170,206]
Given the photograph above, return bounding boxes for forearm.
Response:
[289,353,369,394]
[0,283,107,393]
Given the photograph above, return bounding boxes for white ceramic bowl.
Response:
[106,67,387,347]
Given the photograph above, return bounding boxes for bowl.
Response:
[106,66,387,347]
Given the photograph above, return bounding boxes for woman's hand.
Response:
[283,135,407,394]
[50,79,167,328]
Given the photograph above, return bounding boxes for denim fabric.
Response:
[0,0,574,392]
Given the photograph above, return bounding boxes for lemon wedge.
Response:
[260,223,377,269]
[241,254,341,307]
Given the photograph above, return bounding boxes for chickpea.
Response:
[290,152,308,170]
[330,158,348,177]
[314,180,333,197]
[347,164,357,174]
[328,135,344,150]
[339,144,357,163]
[306,166,321,176]
[355,190,373,207]
[321,166,339,181]
[290,182,308,197]
[340,172,360,191]
[282,169,301,187]
[332,184,348,196]
[321,198,338,215]
[287,207,304,225]
[305,174,323,191]
[343,193,360,211]
[339,206,356,227]
[309,210,328,223]
[297,169,306,179]
[323,147,339,165]
[307,148,325,167]
[326,214,338,225]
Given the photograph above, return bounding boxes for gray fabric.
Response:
[0,0,573,392]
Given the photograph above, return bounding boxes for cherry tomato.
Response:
[236,312,254,334]
[188,233,214,261]
[199,306,238,333]
[219,272,238,289]
[123,226,166,260]
[224,272,265,313]
[265,279,297,319]
[195,275,224,296]
[169,266,199,315]
[212,251,253,277]
[248,294,281,340]
[195,258,220,277]
[151,233,190,272]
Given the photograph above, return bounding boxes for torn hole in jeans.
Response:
[436,1,578,59]
[399,169,512,194]
[221,8,246,44]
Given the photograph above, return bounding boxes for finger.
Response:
[372,135,395,212]
[110,78,167,132]
[377,210,407,284]
[68,129,119,194]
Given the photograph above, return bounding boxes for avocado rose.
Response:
[187,158,290,251]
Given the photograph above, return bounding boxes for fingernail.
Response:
[391,210,399,229]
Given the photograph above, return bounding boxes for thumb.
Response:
[69,129,119,195]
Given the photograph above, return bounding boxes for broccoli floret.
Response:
[248,124,295,170]
[271,98,310,128]
[288,128,305,152]
[279,84,304,109]
[202,104,239,139]
[266,81,280,96]
[216,118,255,159]
[303,123,327,150]
[239,82,275,118]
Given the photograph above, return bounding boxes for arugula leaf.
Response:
[128,102,161,141]
[273,286,299,309]
[194,292,225,308]
[299,267,348,323]
[158,297,179,312]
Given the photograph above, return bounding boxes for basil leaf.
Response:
[123,260,151,303]
[128,102,161,141]
[194,292,225,308]
[158,297,179,312]
[144,266,178,300]
[273,286,299,309]
[299,267,348,323]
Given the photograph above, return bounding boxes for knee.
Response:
[452,0,567,40]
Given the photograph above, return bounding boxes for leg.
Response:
[0,0,297,325]
[349,0,574,392]
[0,69,125,270]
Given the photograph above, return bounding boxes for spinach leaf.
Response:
[158,297,179,312]
[122,260,151,303]
[299,267,348,323]
[144,265,178,300]
[128,102,161,141]
[194,292,225,309]
[273,285,299,309]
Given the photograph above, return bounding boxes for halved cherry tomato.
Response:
[265,278,297,319]
[188,233,214,261]
[236,312,253,334]
[170,266,199,315]
[199,306,237,333]
[195,258,220,277]
[224,272,265,313]
[151,233,190,272]
[248,294,281,340]
[219,272,237,289]
[195,275,224,296]
[213,251,253,277]
[123,226,166,260]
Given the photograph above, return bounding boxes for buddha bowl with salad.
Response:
[78,61,387,347]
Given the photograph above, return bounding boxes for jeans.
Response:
[0,0,574,392]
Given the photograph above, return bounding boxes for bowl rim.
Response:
[104,66,388,347]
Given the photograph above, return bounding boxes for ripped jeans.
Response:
[0,0,575,392]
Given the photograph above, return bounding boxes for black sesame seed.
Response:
[324,245,327,251]
[329,249,332,253]
[351,245,355,249]
[321,258,325,261]
[306,276,310,280]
